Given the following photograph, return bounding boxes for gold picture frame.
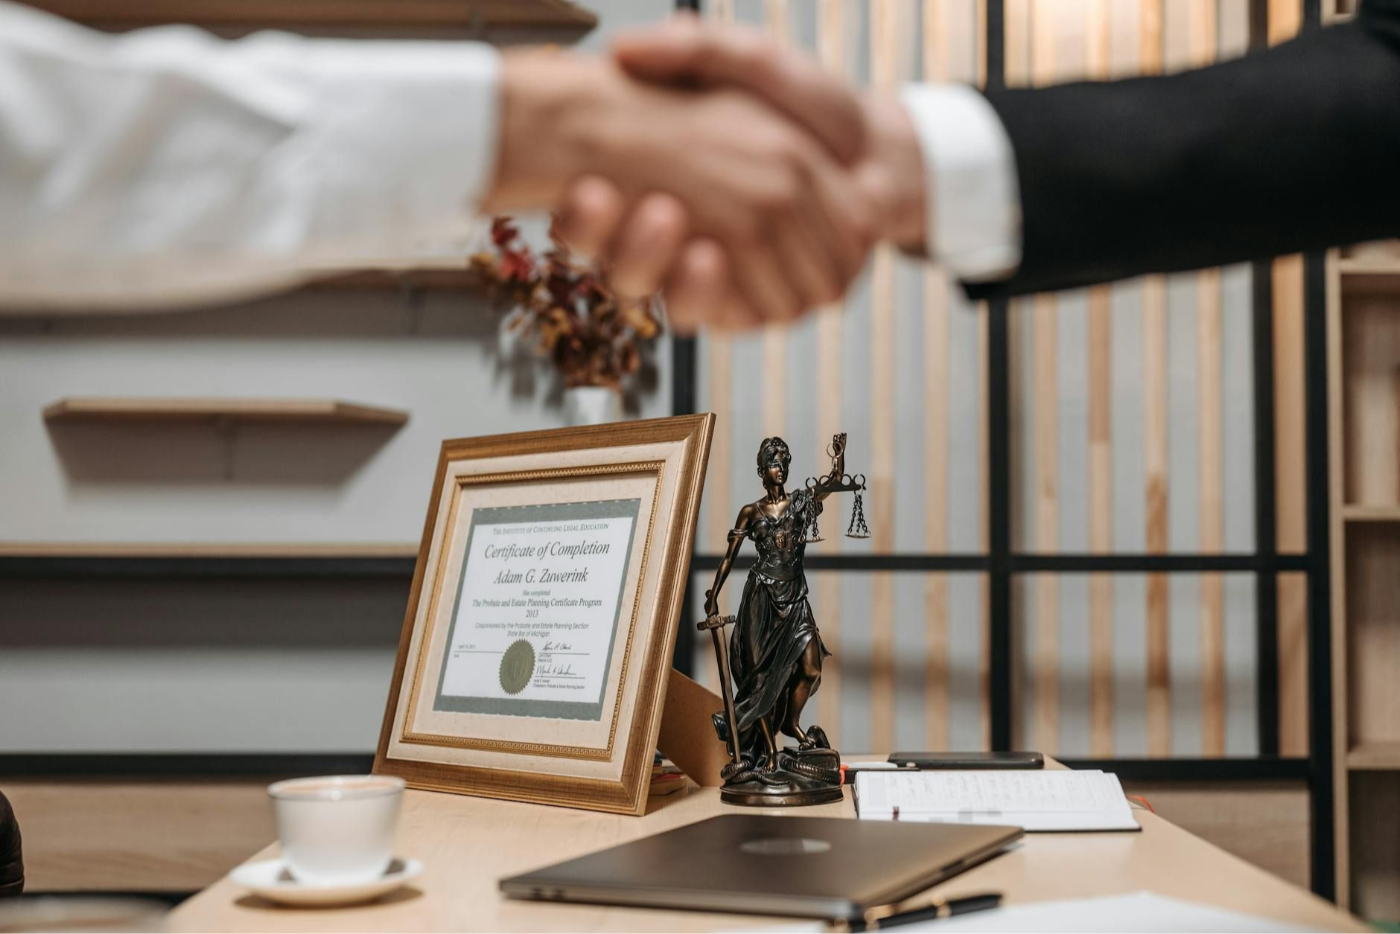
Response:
[374,414,714,815]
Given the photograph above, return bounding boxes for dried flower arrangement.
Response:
[470,216,663,391]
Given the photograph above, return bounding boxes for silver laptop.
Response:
[500,814,1021,919]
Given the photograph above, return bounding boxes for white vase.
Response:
[563,386,623,426]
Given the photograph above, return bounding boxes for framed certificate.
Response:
[374,415,714,815]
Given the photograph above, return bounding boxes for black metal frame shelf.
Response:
[0,555,418,579]
[0,752,1311,783]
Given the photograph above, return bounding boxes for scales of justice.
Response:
[698,432,870,807]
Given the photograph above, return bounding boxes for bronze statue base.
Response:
[718,745,843,808]
[720,784,844,807]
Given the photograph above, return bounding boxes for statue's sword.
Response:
[697,613,742,767]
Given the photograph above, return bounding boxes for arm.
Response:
[0,1,498,310]
[964,0,1400,298]
[0,3,869,320]
[704,505,754,617]
[610,4,1400,311]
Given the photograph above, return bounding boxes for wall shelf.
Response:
[1338,253,1400,294]
[0,545,419,578]
[0,543,418,558]
[1337,258,1400,276]
[43,397,410,426]
[15,0,597,31]
[308,268,484,291]
[1340,505,1400,522]
[1347,742,1400,771]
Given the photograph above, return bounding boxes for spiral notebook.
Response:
[854,769,1140,832]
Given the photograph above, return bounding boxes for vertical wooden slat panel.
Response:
[1275,258,1309,761]
[814,0,844,745]
[1144,286,1171,757]
[1199,269,1226,754]
[925,271,950,750]
[1268,0,1309,757]
[1139,0,1171,758]
[979,307,992,750]
[1088,286,1115,755]
[764,0,788,35]
[868,0,900,756]
[1188,0,1226,758]
[1033,295,1060,752]
[1276,255,1310,757]
[1085,0,1115,758]
[1005,0,1030,85]
[1278,573,1309,756]
[976,0,988,85]
[1028,0,1059,755]
[1268,0,1301,43]
[923,0,952,751]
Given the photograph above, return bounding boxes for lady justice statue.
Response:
[699,432,868,806]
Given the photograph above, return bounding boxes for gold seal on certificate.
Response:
[375,416,714,816]
[499,640,535,696]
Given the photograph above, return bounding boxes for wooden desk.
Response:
[168,776,1363,932]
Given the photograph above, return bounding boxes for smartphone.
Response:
[887,751,1044,770]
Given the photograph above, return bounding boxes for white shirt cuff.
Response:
[899,84,1021,283]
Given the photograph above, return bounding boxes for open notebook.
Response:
[854,769,1140,832]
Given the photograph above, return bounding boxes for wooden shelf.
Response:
[15,0,597,31]
[43,398,409,426]
[308,268,484,291]
[0,543,417,559]
[1338,255,1400,294]
[1338,258,1400,275]
[0,545,419,578]
[1348,742,1400,771]
[1341,505,1400,522]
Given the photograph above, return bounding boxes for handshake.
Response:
[482,15,929,333]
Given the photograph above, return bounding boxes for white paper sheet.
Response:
[730,893,1320,934]
[854,770,1139,831]
[898,891,1320,933]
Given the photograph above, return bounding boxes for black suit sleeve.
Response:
[965,0,1400,300]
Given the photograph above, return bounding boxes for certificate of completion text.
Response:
[433,498,643,721]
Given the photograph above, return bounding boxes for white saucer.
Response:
[229,857,423,907]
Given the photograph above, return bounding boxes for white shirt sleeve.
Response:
[899,84,1022,283]
[0,0,499,311]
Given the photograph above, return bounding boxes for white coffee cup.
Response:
[267,775,405,886]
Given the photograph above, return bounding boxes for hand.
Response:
[484,48,875,330]
[555,17,931,331]
[615,17,929,248]
[704,588,720,618]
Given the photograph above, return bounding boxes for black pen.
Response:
[835,892,1003,932]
